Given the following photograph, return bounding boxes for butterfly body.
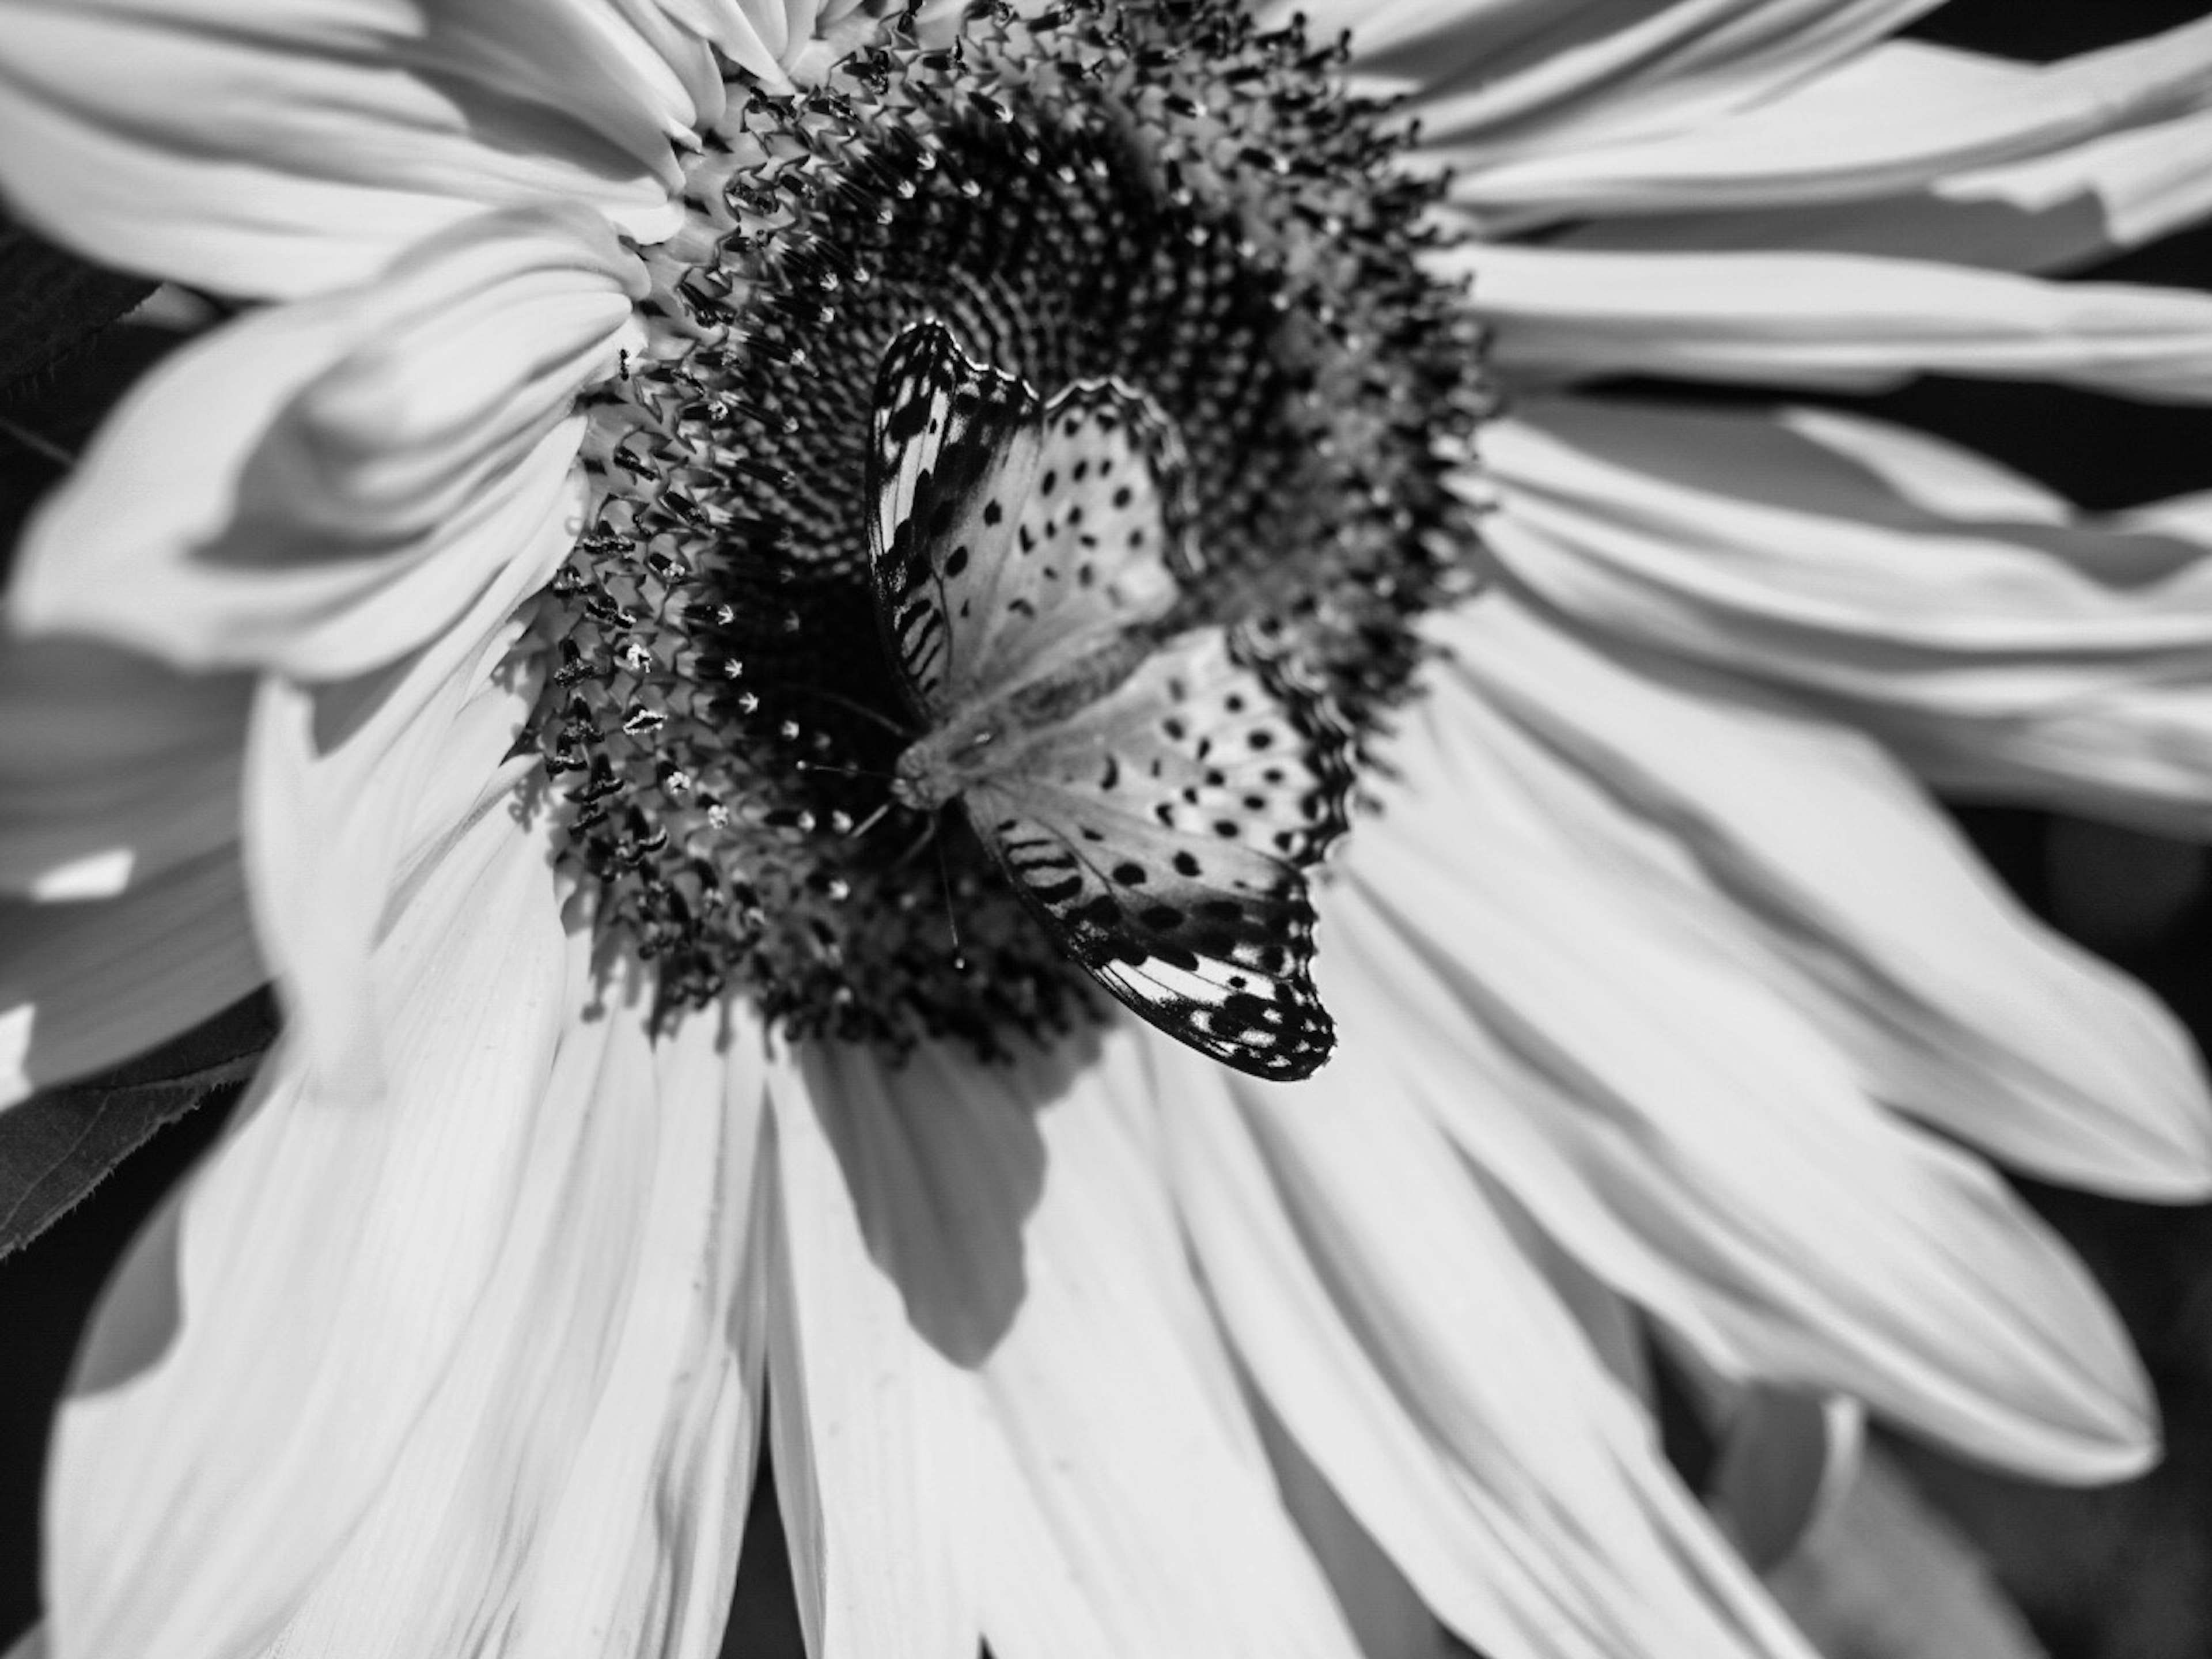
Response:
[889,626,1159,814]
[867,320,1353,1080]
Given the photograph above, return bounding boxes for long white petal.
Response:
[1461,243,2212,398]
[1446,29,2212,225]
[765,1041,983,1659]
[1318,0,1937,161]
[1338,700,2158,1482]
[242,994,770,1659]
[1479,395,2212,830]
[0,0,695,296]
[976,1032,1360,1659]
[1555,103,2212,275]
[13,206,639,681]
[44,794,568,1659]
[1434,596,2212,1199]
[1160,1040,1813,1659]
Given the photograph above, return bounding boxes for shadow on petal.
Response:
[800,1025,1100,1364]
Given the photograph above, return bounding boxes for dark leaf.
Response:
[0,217,154,396]
[0,989,276,1262]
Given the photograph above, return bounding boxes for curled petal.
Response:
[0,0,695,296]
[13,204,639,681]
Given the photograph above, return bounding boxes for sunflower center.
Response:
[518,0,1490,1054]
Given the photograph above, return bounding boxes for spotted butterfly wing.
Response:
[868,320,1353,1080]
[870,321,1184,715]
[963,626,1354,1078]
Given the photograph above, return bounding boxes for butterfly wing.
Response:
[965,626,1354,1081]
[868,320,1180,718]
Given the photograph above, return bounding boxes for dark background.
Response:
[4,5,2212,1655]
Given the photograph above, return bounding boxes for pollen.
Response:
[514,0,1491,1052]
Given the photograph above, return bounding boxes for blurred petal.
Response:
[1480,395,2212,829]
[1707,1390,1862,1573]
[13,206,639,680]
[0,635,248,899]
[256,993,770,1659]
[1335,688,2158,1482]
[1462,243,2212,397]
[1447,28,2212,226]
[46,794,567,1659]
[1160,1039,1812,1659]
[0,847,263,1108]
[0,0,694,297]
[1437,597,2212,1198]
[1767,1452,2046,1659]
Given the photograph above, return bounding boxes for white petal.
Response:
[0,635,248,900]
[0,0,691,297]
[1479,395,2212,830]
[975,1032,1359,1659]
[764,1041,983,1659]
[1435,597,2212,1199]
[772,1032,1362,1659]
[237,444,571,1102]
[252,995,770,1659]
[1339,696,2158,1482]
[1324,0,1937,162]
[1160,1040,1811,1659]
[1446,28,2212,226]
[14,206,638,680]
[0,847,263,1107]
[46,793,568,1659]
[1461,243,2212,398]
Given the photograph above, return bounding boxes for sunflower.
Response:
[4,2,2212,1656]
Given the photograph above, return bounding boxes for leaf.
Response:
[0,990,276,1262]
[0,216,154,395]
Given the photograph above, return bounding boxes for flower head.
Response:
[5,3,2212,1658]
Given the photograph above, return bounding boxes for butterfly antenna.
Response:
[796,758,900,783]
[786,684,912,738]
[934,832,967,972]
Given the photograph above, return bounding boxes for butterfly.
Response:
[865,319,1354,1081]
